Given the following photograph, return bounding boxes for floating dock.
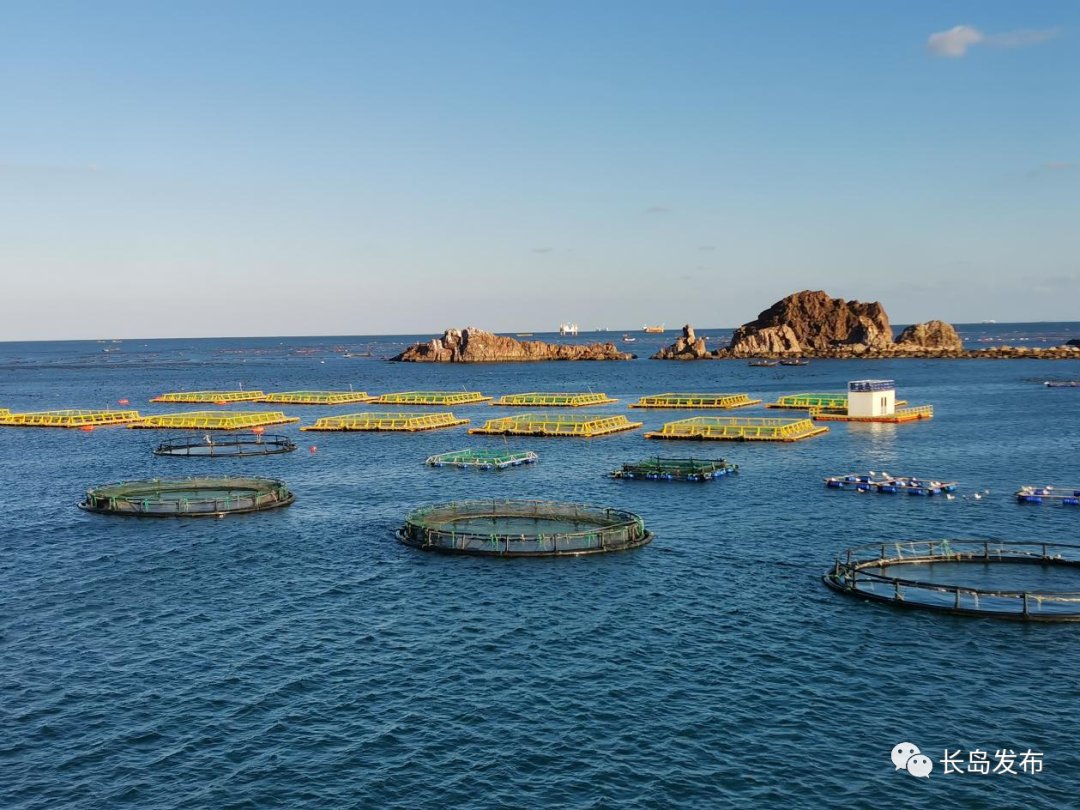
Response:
[492,392,617,407]
[301,412,469,432]
[259,391,373,405]
[373,391,491,406]
[426,449,539,469]
[469,412,641,437]
[812,404,933,423]
[611,456,738,481]
[0,409,143,428]
[645,416,828,442]
[824,473,957,495]
[151,390,266,403]
[629,393,761,409]
[1016,486,1080,506]
[131,411,299,430]
[810,379,932,423]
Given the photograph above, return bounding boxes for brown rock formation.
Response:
[391,327,634,362]
[727,290,892,356]
[651,324,712,360]
[895,320,964,351]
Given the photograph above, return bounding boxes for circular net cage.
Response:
[398,499,652,556]
[79,476,295,517]
[824,540,1080,621]
[153,434,297,457]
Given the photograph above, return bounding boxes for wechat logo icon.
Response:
[892,742,933,779]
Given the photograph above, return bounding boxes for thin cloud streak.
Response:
[927,25,1060,58]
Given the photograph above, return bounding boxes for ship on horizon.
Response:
[559,323,579,336]
[643,324,665,333]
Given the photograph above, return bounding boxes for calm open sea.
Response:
[2,324,1079,808]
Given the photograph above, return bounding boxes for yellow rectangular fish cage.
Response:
[131,411,299,430]
[151,390,266,403]
[811,405,933,423]
[629,393,761,409]
[766,393,849,410]
[0,409,143,428]
[469,412,642,437]
[645,416,828,442]
[373,391,492,406]
[259,391,373,405]
[300,412,470,432]
[766,393,908,410]
[492,392,617,407]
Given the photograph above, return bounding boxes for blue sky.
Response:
[0,1,1076,339]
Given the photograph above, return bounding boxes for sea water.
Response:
[2,329,1079,808]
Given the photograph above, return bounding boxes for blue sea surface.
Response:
[2,329,1079,808]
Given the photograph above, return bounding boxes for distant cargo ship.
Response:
[643,324,665,333]
[559,323,579,336]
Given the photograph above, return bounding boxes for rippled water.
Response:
[2,334,1079,808]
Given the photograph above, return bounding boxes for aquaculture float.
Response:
[824,540,1080,621]
[397,499,652,556]
[1044,381,1080,388]
[610,456,738,482]
[811,380,933,423]
[0,409,142,428]
[151,390,265,403]
[153,434,297,457]
[1015,486,1080,506]
[259,391,373,405]
[491,392,617,407]
[131,411,299,430]
[425,449,539,470]
[468,413,641,437]
[645,416,827,442]
[373,391,492,406]
[824,473,958,495]
[78,476,295,517]
[629,393,761,409]
[301,412,469,432]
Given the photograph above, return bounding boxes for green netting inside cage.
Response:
[611,457,738,481]
[426,449,538,470]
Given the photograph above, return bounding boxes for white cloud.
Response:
[927,25,984,57]
[927,25,1060,57]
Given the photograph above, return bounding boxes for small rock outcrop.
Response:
[1067,338,1080,348]
[895,320,964,351]
[391,327,634,362]
[727,290,892,356]
[651,324,711,359]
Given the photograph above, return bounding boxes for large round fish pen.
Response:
[824,540,1080,621]
[153,434,296,457]
[79,477,295,517]
[397,499,652,556]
